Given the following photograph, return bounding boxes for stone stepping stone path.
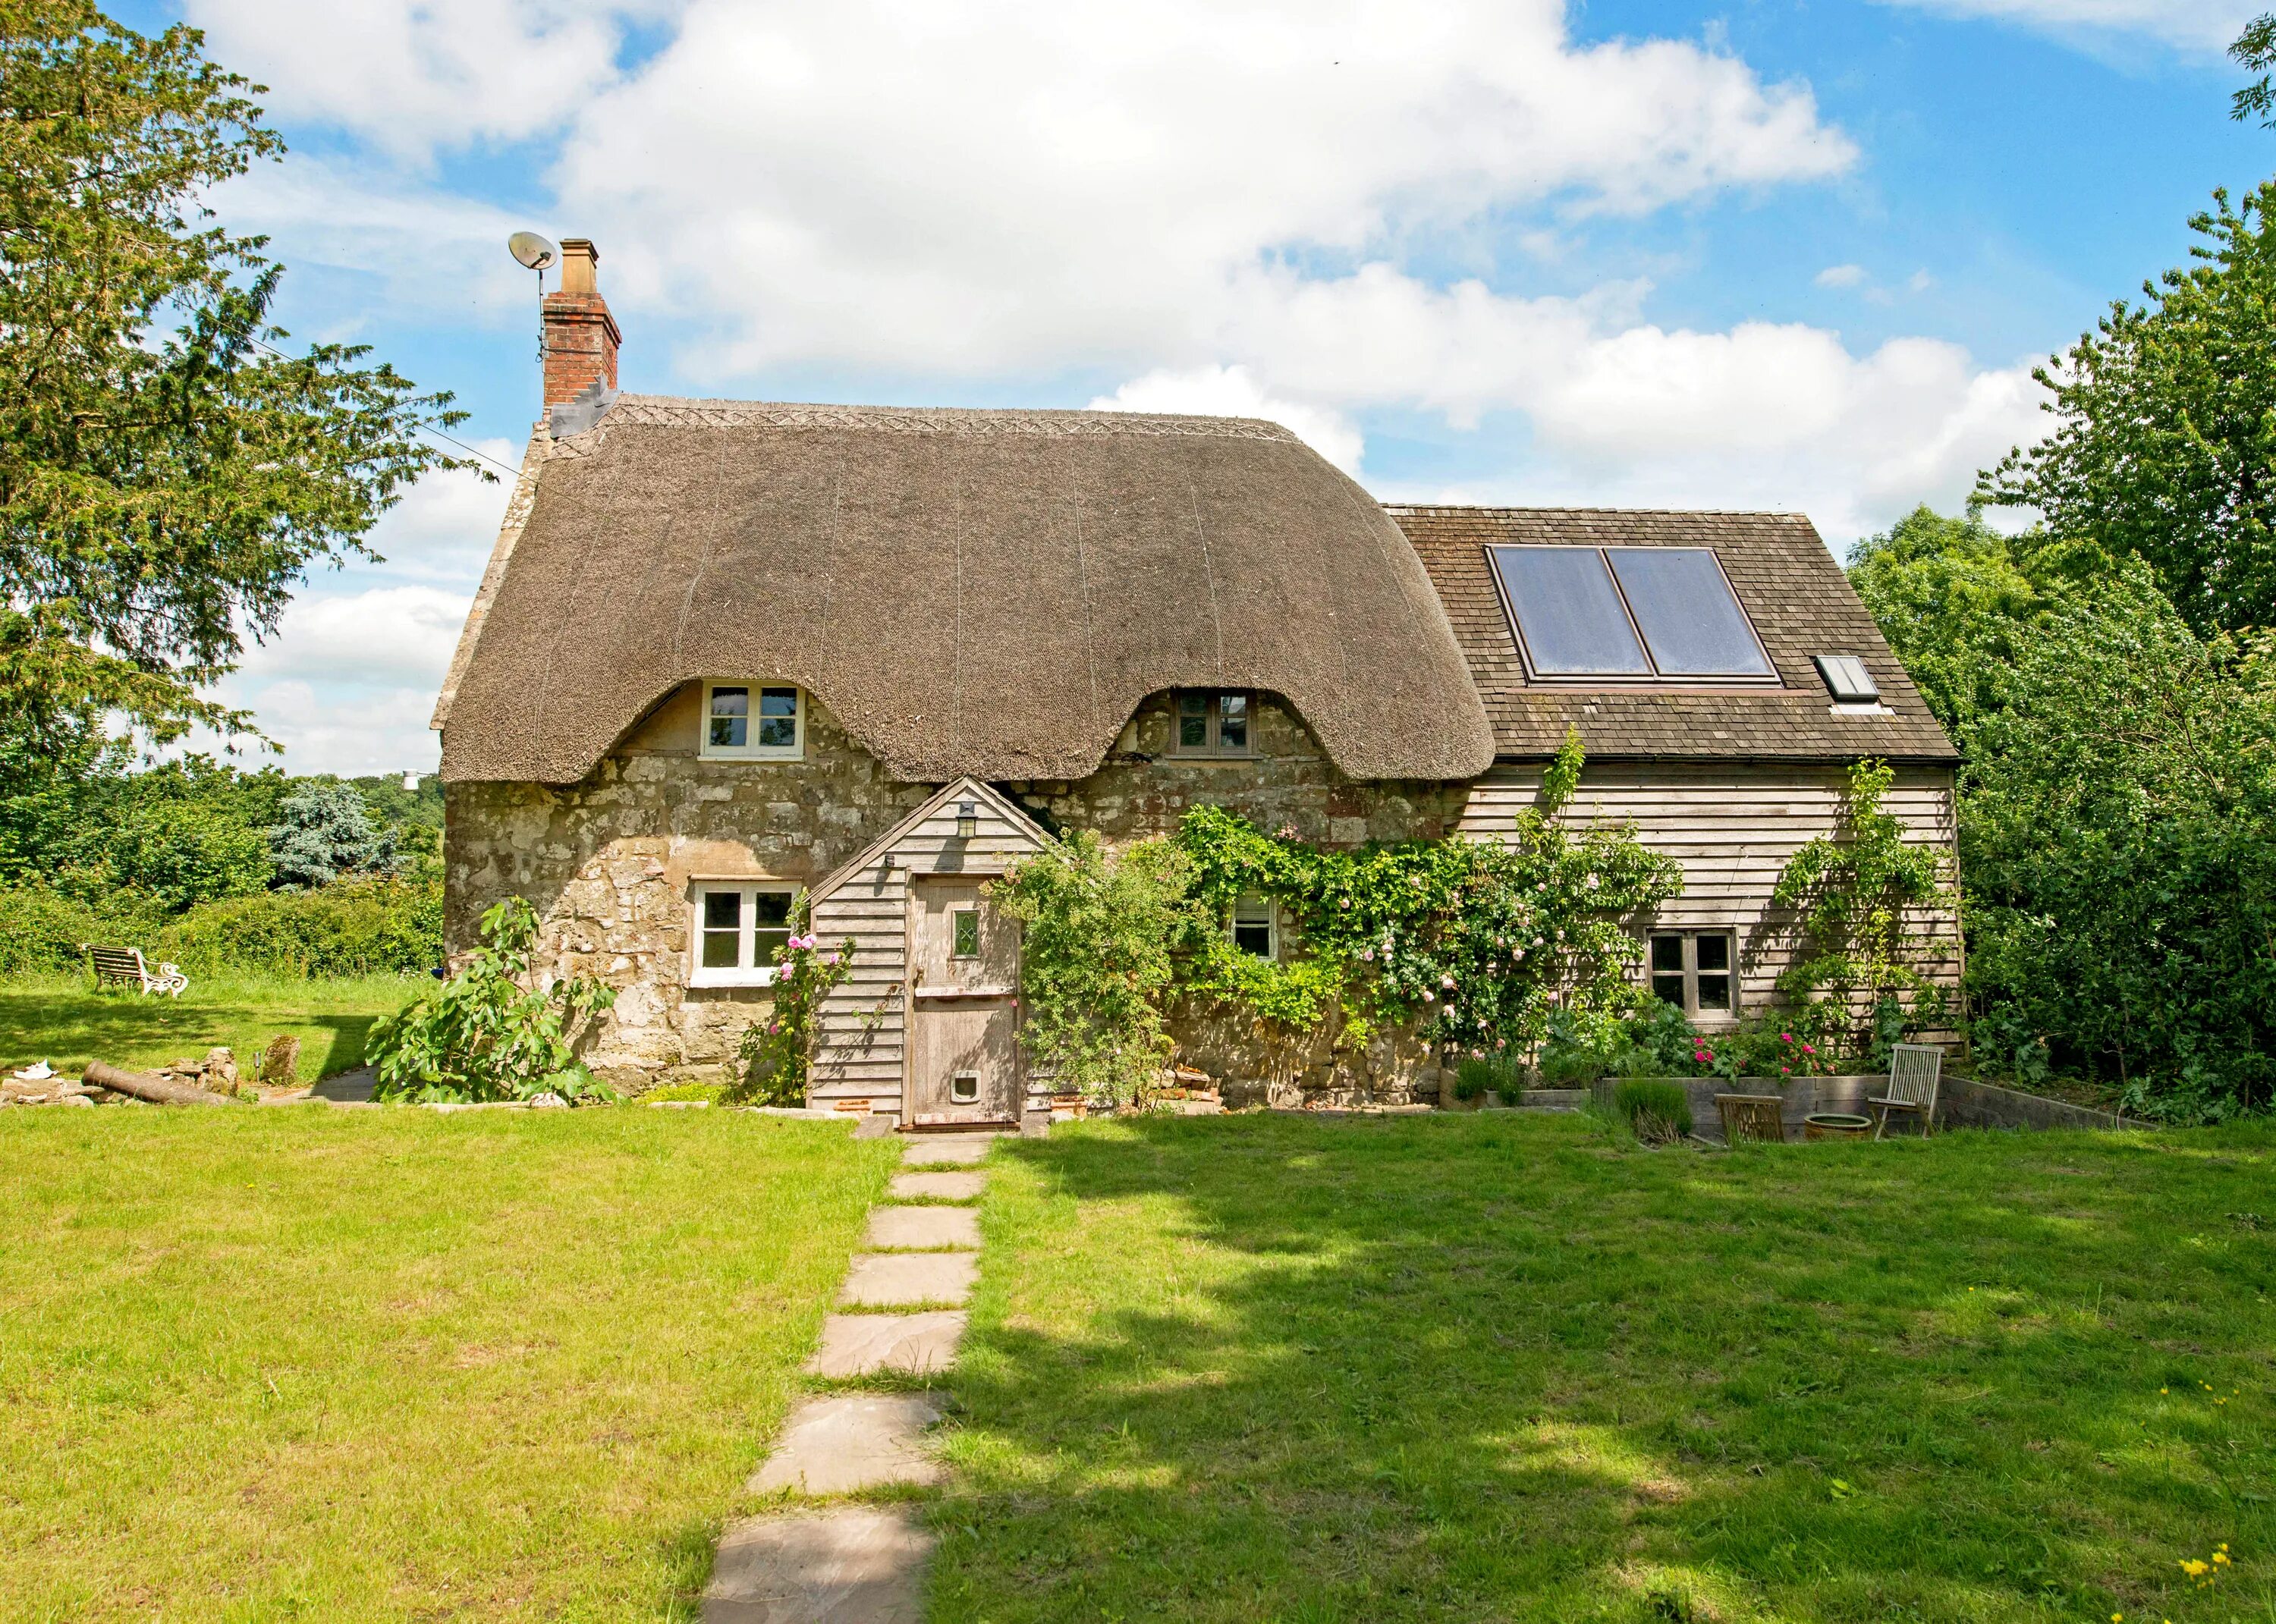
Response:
[706,1130,1004,1622]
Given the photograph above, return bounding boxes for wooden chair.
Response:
[1870,1044,1943,1139]
[80,944,190,998]
[1715,1093,1787,1145]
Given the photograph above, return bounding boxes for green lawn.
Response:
[0,972,421,1083]
[935,1113,2276,1622]
[0,1109,898,1622]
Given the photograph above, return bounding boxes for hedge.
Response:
[0,879,444,980]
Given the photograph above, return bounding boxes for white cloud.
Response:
[1815,262,1869,287]
[183,0,667,159]
[1089,366,1364,473]
[1870,0,2255,50]
[218,159,542,340]
[351,444,522,586]
[545,0,1854,379]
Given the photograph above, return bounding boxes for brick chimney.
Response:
[542,238,620,410]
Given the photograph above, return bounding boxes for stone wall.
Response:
[444,685,1459,1095]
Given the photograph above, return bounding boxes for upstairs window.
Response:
[702,682,803,760]
[690,883,798,987]
[1174,690,1253,757]
[1489,546,1775,683]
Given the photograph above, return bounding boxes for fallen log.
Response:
[84,1061,235,1106]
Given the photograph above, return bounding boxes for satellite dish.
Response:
[508,231,557,272]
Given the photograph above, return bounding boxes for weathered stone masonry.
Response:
[445,685,1462,1095]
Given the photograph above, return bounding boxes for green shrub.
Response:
[366,897,615,1104]
[1454,1051,1520,1101]
[1605,1046,1675,1079]
[154,879,442,978]
[0,885,152,975]
[1612,1077,1693,1142]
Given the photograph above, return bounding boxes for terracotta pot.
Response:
[1803,1112,1872,1142]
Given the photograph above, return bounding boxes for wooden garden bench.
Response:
[80,944,190,998]
[1869,1043,1943,1139]
[1715,1092,1787,1145]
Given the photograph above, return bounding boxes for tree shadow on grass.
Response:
[0,989,385,1079]
[928,1114,2276,1622]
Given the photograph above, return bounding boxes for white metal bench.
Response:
[80,944,190,998]
[1869,1042,1942,1139]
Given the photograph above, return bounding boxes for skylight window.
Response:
[1489,545,1775,683]
[1813,655,1881,705]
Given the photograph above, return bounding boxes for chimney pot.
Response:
[541,237,620,413]
[558,237,599,295]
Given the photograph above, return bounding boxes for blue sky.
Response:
[121,0,2270,774]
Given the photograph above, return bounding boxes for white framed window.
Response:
[1648,930,1737,1019]
[1230,893,1278,960]
[689,883,799,987]
[700,682,803,760]
[1172,690,1253,757]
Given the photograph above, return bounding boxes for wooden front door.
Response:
[907,878,1022,1126]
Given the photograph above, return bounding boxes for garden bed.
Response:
[1605,1072,2137,1142]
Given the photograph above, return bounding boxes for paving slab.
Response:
[886,1171,985,1202]
[838,1252,977,1308]
[750,1394,943,1495]
[861,1205,981,1251]
[900,1136,992,1167]
[805,1311,968,1377]
[704,1505,933,1622]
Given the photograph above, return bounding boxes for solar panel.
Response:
[1605,548,1773,678]
[1813,654,1880,703]
[1489,547,1651,676]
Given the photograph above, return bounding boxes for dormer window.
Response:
[1174,690,1253,757]
[701,682,803,760]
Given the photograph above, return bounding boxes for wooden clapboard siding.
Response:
[1458,761,1963,1025]
[806,781,1052,1111]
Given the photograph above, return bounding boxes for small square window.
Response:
[701,682,803,760]
[950,908,981,960]
[1231,894,1276,959]
[1171,691,1256,757]
[1646,930,1740,1019]
[689,883,800,987]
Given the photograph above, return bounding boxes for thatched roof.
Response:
[1393,506,1957,763]
[437,398,1495,785]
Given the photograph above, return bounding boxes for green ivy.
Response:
[1174,728,1683,1057]
[1772,758,1954,1056]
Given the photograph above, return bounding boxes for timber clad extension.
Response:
[432,244,1960,1114]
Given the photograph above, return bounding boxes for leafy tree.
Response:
[0,2,470,743]
[269,781,395,888]
[2234,12,2276,128]
[366,897,616,1104]
[1960,566,2276,1118]
[1847,506,2042,739]
[1978,179,2276,636]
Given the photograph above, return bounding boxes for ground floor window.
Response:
[1649,929,1736,1018]
[1230,893,1278,959]
[689,883,798,987]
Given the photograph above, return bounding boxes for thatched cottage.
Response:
[434,241,1959,1123]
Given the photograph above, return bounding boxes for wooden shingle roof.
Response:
[1389,505,1957,764]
